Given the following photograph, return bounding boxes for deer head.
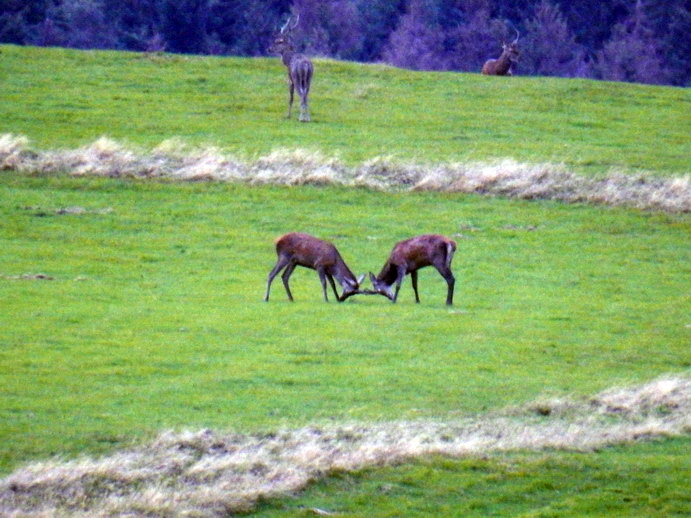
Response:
[269,14,299,55]
[502,22,520,63]
[368,273,395,301]
[502,41,519,64]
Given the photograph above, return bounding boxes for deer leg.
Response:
[410,270,420,303]
[326,274,340,301]
[317,267,330,302]
[281,262,297,301]
[287,82,294,119]
[445,272,455,305]
[265,255,290,301]
[299,93,310,122]
[392,267,406,303]
[434,264,455,306]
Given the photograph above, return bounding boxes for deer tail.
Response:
[298,79,308,98]
[297,78,307,97]
[296,63,312,97]
[445,241,456,269]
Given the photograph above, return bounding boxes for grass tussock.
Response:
[2,134,689,212]
[1,375,688,517]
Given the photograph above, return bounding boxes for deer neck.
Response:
[497,52,512,73]
[376,262,398,287]
[332,260,357,288]
[281,49,296,68]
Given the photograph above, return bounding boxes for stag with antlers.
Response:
[369,234,457,306]
[269,15,313,122]
[265,233,365,302]
[482,23,520,76]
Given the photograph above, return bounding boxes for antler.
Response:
[280,14,300,34]
[507,20,520,44]
[338,289,392,302]
[280,16,291,34]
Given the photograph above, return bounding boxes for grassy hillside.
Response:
[1,44,689,173]
[1,175,689,513]
[0,45,689,515]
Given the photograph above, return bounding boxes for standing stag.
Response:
[265,233,365,302]
[269,15,313,122]
[369,235,457,306]
[482,24,520,76]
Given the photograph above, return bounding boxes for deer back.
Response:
[276,233,331,266]
[386,235,456,273]
[276,232,356,279]
[482,58,498,75]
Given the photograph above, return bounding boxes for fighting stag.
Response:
[369,234,457,306]
[482,23,520,76]
[270,15,314,122]
[265,233,365,302]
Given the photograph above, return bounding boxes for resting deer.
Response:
[369,234,457,306]
[269,15,313,122]
[265,233,365,302]
[482,24,520,76]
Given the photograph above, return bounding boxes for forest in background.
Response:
[0,0,689,86]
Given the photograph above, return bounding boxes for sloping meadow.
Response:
[1,375,688,517]
[2,46,689,516]
[1,136,689,515]
[2,134,689,212]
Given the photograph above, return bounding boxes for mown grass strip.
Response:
[2,135,689,211]
[1,375,688,517]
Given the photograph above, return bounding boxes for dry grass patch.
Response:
[1,375,688,517]
[2,134,689,212]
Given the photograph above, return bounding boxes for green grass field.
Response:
[1,44,689,172]
[0,45,689,515]
[255,438,691,517]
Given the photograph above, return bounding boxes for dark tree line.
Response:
[1,0,689,85]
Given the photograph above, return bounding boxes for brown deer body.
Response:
[482,24,520,76]
[265,233,364,302]
[270,15,313,122]
[369,234,457,306]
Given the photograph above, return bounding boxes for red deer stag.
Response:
[265,233,365,302]
[369,234,457,306]
[482,23,520,76]
[270,15,313,122]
